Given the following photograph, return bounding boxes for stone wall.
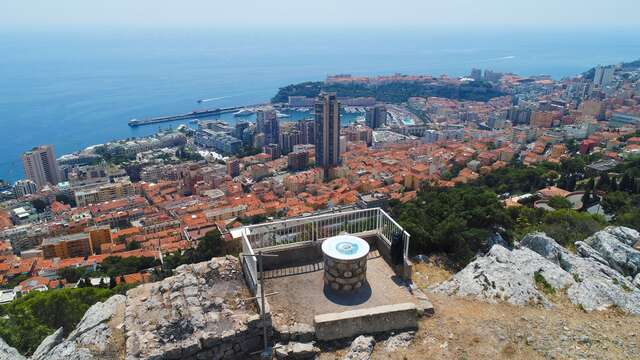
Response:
[28,256,269,360]
[314,303,418,341]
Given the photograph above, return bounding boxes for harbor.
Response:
[128,106,244,127]
[128,104,267,127]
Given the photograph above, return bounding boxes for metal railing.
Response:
[238,208,410,291]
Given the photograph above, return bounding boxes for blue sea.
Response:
[1,28,639,182]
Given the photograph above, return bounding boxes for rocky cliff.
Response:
[433,226,640,314]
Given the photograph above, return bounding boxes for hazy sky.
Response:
[1,0,639,30]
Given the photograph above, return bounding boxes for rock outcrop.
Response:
[432,245,573,307]
[42,294,126,360]
[433,227,640,314]
[582,227,640,277]
[124,256,263,360]
[0,336,25,360]
[31,256,264,360]
[31,327,64,360]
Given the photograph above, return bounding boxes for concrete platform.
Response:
[264,252,418,330]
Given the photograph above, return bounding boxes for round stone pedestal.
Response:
[321,235,369,292]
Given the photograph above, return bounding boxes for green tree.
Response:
[615,209,640,232]
[548,196,572,210]
[31,198,48,213]
[601,192,631,215]
[125,240,141,251]
[57,267,85,283]
[55,194,77,207]
[596,173,611,191]
[97,256,159,278]
[0,287,115,355]
[391,185,512,268]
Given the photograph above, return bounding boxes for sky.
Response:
[1,0,639,30]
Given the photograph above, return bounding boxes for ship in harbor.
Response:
[128,107,240,127]
[128,103,268,127]
[233,109,254,117]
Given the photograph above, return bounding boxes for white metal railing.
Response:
[241,231,258,292]
[238,207,410,291]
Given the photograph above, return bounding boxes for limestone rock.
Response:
[583,227,640,277]
[0,336,25,360]
[432,245,573,307]
[384,331,415,352]
[343,335,375,360]
[575,241,610,267]
[521,231,640,314]
[275,342,320,360]
[434,229,640,315]
[483,233,509,251]
[31,327,64,360]
[44,294,126,360]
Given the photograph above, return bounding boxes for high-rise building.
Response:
[234,121,250,140]
[287,151,309,171]
[530,111,555,128]
[279,129,302,155]
[256,109,280,146]
[14,179,38,198]
[593,65,615,88]
[226,158,240,178]
[314,93,341,178]
[365,104,387,129]
[470,68,482,81]
[21,145,60,188]
[263,143,281,160]
[296,120,315,144]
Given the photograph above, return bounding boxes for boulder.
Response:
[599,226,640,247]
[575,241,610,267]
[583,227,640,277]
[0,336,25,360]
[519,232,565,265]
[343,335,375,360]
[384,331,415,352]
[274,342,320,360]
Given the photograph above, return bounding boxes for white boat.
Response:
[276,112,289,118]
[233,109,254,117]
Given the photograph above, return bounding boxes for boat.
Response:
[276,112,289,118]
[233,109,254,117]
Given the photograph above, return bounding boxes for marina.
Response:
[128,104,268,127]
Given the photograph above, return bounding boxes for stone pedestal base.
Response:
[323,256,367,292]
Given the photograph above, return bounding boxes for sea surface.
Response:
[1,28,639,182]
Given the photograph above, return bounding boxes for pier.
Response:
[128,105,266,127]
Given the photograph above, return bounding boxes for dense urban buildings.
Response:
[1,58,640,359]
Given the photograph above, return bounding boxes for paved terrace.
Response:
[264,250,416,327]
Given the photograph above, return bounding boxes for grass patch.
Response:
[534,271,556,295]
